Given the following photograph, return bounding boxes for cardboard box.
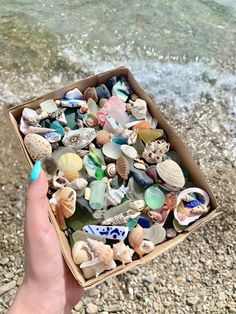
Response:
[9,66,219,289]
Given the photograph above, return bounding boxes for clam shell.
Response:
[58,153,83,182]
[96,130,110,147]
[24,133,52,161]
[128,224,144,258]
[140,240,155,255]
[116,156,130,180]
[134,162,146,171]
[72,241,92,265]
[41,157,58,180]
[105,163,117,178]
[121,144,138,159]
[52,176,69,189]
[52,187,76,218]
[102,142,122,160]
[156,160,185,189]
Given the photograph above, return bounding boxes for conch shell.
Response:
[113,241,134,264]
[80,239,116,277]
[105,181,128,207]
[128,224,144,258]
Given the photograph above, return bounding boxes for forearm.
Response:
[7,281,73,314]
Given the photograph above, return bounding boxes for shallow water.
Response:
[0,0,235,163]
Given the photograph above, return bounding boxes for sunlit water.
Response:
[0,0,235,162]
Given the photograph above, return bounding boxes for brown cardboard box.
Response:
[9,66,219,289]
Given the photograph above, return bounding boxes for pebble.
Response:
[144,274,155,283]
[87,288,100,297]
[0,257,10,265]
[74,302,83,312]
[218,291,226,301]
[0,280,16,296]
[4,272,14,279]
[186,296,199,306]
[86,303,98,314]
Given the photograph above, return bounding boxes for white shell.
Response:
[156,160,185,189]
[105,183,129,207]
[128,200,146,212]
[24,134,52,161]
[101,210,140,225]
[121,144,138,159]
[134,162,146,170]
[102,142,122,160]
[113,241,134,264]
[140,240,155,255]
[129,98,147,119]
[72,241,92,265]
[68,178,88,191]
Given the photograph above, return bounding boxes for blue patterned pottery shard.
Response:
[83,225,129,240]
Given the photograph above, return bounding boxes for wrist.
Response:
[8,279,73,314]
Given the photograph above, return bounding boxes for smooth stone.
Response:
[96,84,111,99]
[106,76,117,91]
[83,225,129,240]
[137,216,152,228]
[143,224,166,245]
[24,133,52,161]
[50,121,65,136]
[0,257,9,265]
[144,185,165,210]
[130,167,154,189]
[86,303,98,314]
[0,280,16,296]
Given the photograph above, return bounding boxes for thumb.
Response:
[25,162,51,234]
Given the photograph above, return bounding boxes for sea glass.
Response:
[144,185,165,210]
[138,128,164,143]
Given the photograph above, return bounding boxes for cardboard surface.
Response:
[9,66,218,289]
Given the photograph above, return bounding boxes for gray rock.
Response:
[74,302,83,312]
[4,272,15,279]
[86,303,98,314]
[87,288,100,297]
[218,291,226,301]
[0,257,10,266]
[0,280,16,296]
[144,274,155,283]
[186,296,199,306]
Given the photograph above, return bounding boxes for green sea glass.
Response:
[95,167,105,180]
[89,180,106,210]
[144,185,165,210]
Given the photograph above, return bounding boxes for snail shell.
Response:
[105,163,117,178]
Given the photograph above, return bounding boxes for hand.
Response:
[8,165,83,314]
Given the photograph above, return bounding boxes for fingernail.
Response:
[28,160,41,182]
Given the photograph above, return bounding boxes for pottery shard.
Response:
[62,128,96,150]
[24,133,52,161]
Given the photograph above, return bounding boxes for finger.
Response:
[25,168,51,233]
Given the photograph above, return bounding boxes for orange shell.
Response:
[96,130,110,147]
[133,121,150,130]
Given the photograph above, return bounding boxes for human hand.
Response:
[8,161,83,314]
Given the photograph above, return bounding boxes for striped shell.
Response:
[116,156,130,180]
[105,163,117,178]
[58,153,83,181]
[72,241,93,265]
[156,160,185,189]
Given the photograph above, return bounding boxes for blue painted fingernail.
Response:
[28,160,41,182]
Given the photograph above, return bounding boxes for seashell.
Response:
[84,187,91,200]
[58,153,83,182]
[128,130,138,145]
[128,200,146,212]
[134,162,146,171]
[128,224,144,258]
[174,187,210,226]
[96,130,110,147]
[105,182,129,207]
[105,163,117,178]
[52,187,76,218]
[83,113,99,128]
[52,176,69,189]
[68,178,88,191]
[72,230,106,243]
[102,142,122,160]
[83,225,129,241]
[140,240,155,255]
[116,156,130,180]
[24,133,52,161]
[142,140,170,164]
[80,239,116,277]
[101,209,140,225]
[72,241,92,265]
[41,157,58,180]
[156,160,185,190]
[76,149,89,157]
[143,223,166,245]
[133,120,150,130]
[62,128,96,150]
[83,87,98,102]
[113,241,134,264]
[65,88,83,100]
[138,128,164,143]
[52,146,75,162]
[120,144,138,159]
[162,192,177,211]
[129,98,147,119]
[22,108,39,125]
[81,267,97,279]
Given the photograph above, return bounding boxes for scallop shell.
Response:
[58,153,83,181]
[96,130,110,147]
[24,133,52,161]
[105,163,117,178]
[128,224,144,258]
[41,157,58,180]
[121,144,138,159]
[68,178,88,191]
[156,160,185,189]
[140,240,155,255]
[113,241,134,264]
[102,142,122,160]
[52,146,75,162]
[116,156,130,180]
[72,241,93,265]
[80,239,116,277]
[52,187,76,218]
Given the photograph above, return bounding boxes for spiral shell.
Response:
[128,224,144,258]
[105,163,117,178]
[116,156,130,180]
[72,241,93,265]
